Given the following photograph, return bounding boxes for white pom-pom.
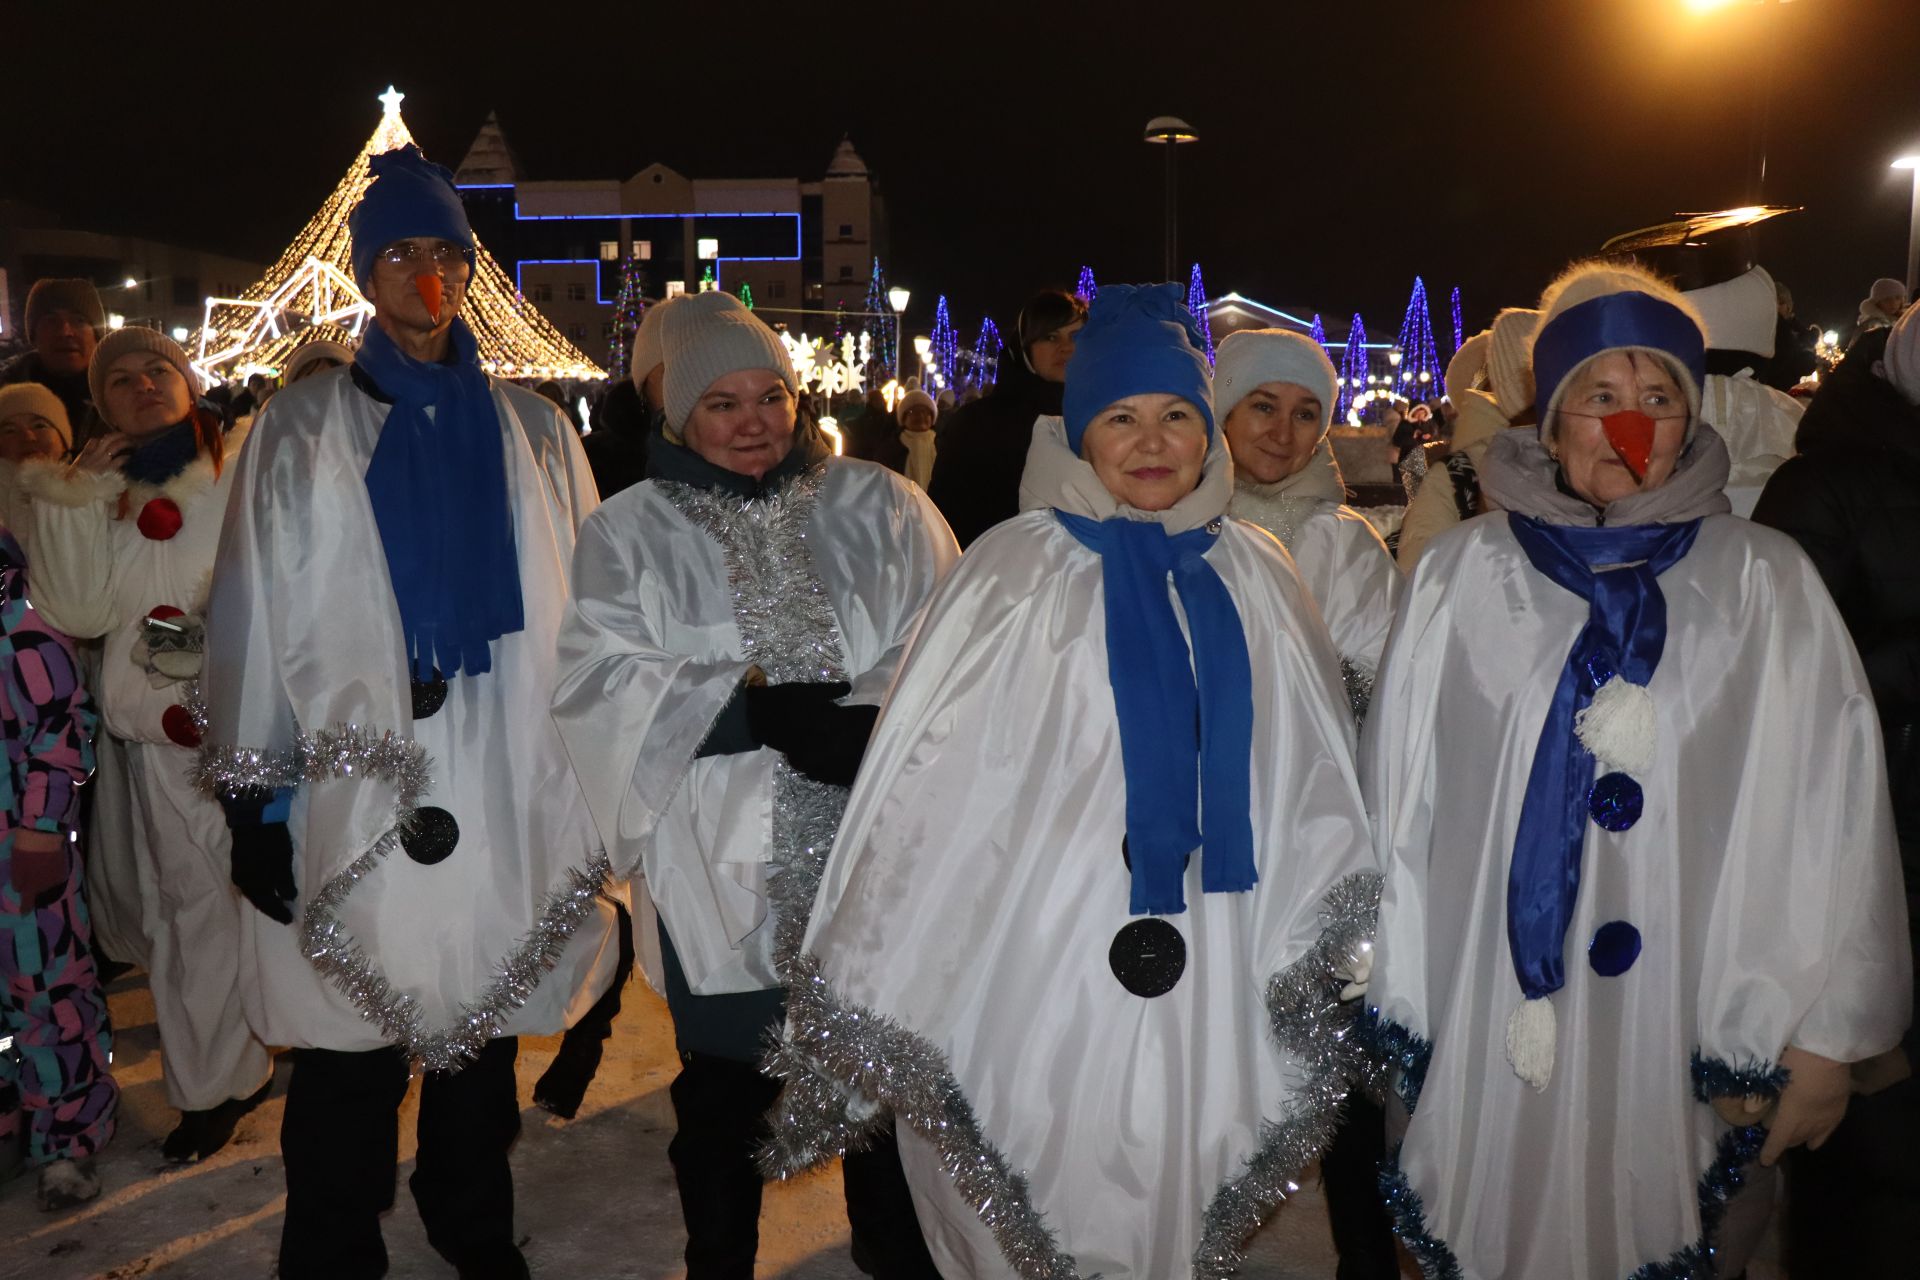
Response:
[1506,996,1556,1091]
[1575,675,1656,773]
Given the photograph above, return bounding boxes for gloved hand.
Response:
[744,681,852,756]
[223,786,295,924]
[779,702,881,787]
[1332,939,1374,1003]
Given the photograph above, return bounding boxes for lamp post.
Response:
[1895,154,1920,297]
[887,286,911,379]
[913,335,933,386]
[1685,0,1794,201]
[1143,116,1199,280]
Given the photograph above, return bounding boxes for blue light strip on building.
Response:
[516,258,614,305]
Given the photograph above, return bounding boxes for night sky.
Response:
[12,0,1920,339]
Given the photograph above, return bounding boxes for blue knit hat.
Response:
[1063,282,1215,452]
[348,146,476,290]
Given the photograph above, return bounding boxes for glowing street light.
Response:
[887,286,911,379]
[1685,0,1797,200]
[1144,116,1199,280]
[1895,154,1920,296]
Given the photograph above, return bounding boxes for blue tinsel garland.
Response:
[1358,1007,1434,1113]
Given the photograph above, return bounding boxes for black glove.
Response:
[744,680,852,756]
[780,702,881,787]
[222,787,297,925]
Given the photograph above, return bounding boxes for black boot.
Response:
[534,903,633,1119]
[162,1079,272,1163]
[668,1051,783,1280]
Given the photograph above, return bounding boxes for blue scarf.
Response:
[358,318,524,680]
[1056,512,1255,915]
[1505,513,1700,1000]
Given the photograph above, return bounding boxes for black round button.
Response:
[1108,919,1186,997]
[412,668,448,720]
[402,806,460,865]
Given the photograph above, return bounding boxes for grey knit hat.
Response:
[660,292,796,430]
[24,278,105,337]
[88,326,205,417]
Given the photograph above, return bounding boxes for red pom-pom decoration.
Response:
[161,704,202,749]
[137,498,184,541]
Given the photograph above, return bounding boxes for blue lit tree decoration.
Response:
[1450,286,1464,356]
[1309,313,1328,352]
[1395,277,1444,398]
[1186,263,1215,366]
[929,295,959,391]
[1076,265,1098,303]
[966,316,1003,394]
[1337,313,1369,424]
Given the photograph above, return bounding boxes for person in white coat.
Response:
[1216,328,1401,716]
[1363,260,1912,1279]
[765,284,1381,1280]
[550,290,957,1279]
[19,325,272,1163]
[197,146,618,1280]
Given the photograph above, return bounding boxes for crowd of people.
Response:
[0,141,1912,1280]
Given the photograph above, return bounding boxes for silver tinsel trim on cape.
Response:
[657,467,853,980]
[1192,871,1384,1278]
[765,951,1083,1280]
[1339,658,1375,726]
[192,696,610,1073]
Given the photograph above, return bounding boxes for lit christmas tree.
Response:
[966,317,1002,394]
[862,258,897,379]
[1337,313,1369,424]
[1450,286,1464,356]
[737,282,754,310]
[1076,265,1098,303]
[929,296,958,390]
[190,86,599,382]
[606,255,647,380]
[1394,277,1443,398]
[1309,313,1328,352]
[1186,263,1215,366]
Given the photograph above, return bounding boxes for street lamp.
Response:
[913,335,932,384]
[1685,0,1795,201]
[1144,116,1199,280]
[1894,154,1920,296]
[887,286,910,379]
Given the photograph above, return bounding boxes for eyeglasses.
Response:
[377,241,468,268]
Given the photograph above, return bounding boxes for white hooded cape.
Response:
[550,456,958,995]
[772,418,1381,1280]
[200,367,618,1066]
[1364,513,1911,1279]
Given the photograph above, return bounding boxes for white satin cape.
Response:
[550,458,958,995]
[1364,512,1912,1278]
[797,420,1379,1279]
[201,366,618,1056]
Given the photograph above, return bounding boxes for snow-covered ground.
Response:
[0,971,1782,1279]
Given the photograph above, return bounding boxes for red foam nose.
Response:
[414,273,444,321]
[1600,410,1657,482]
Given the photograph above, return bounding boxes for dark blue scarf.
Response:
[121,414,207,485]
[358,318,524,680]
[1505,513,1700,1001]
[1056,512,1255,915]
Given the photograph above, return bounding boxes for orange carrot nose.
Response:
[414,273,444,322]
[1599,410,1657,483]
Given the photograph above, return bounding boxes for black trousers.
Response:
[666,1048,941,1279]
[278,1037,524,1280]
[1785,1070,1920,1277]
[1320,1095,1401,1280]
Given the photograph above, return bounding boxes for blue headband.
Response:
[1063,283,1215,452]
[349,146,476,290]
[1531,291,1706,425]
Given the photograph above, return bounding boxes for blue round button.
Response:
[1589,921,1642,977]
[1588,772,1644,832]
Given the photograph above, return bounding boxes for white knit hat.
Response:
[630,294,680,390]
[1530,261,1706,437]
[1212,329,1339,436]
[284,338,354,383]
[1487,309,1540,420]
[659,292,796,430]
[1883,303,1920,407]
[895,377,936,424]
[0,382,73,447]
[1446,330,1492,399]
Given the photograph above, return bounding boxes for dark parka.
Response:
[924,349,1063,548]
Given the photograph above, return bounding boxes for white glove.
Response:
[1333,939,1374,1003]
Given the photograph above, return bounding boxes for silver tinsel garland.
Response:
[1192,871,1383,1278]
[657,468,853,979]
[191,694,612,1073]
[1339,659,1375,726]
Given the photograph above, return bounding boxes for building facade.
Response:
[454,118,887,360]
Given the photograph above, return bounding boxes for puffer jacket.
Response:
[926,351,1064,547]
[1752,328,1920,846]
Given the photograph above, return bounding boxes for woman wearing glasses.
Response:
[1363,261,1911,1278]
